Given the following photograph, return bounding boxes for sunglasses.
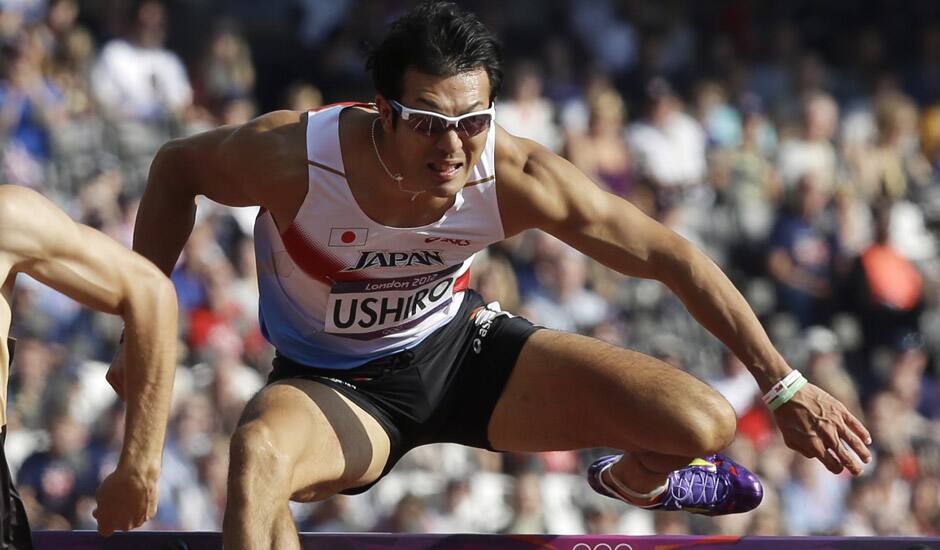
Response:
[389,100,495,137]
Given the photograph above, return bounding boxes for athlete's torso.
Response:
[253,103,505,369]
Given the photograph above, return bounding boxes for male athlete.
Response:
[125,3,870,547]
[0,185,178,545]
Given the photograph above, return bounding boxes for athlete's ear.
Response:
[375,95,396,132]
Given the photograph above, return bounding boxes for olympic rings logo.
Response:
[571,544,634,550]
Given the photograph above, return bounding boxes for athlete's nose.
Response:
[436,127,462,154]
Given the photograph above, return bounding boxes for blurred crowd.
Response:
[4,0,940,538]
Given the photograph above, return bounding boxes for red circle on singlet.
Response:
[341,231,356,243]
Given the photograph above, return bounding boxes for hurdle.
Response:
[32,532,940,549]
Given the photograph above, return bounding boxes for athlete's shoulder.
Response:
[494,125,534,172]
[245,109,305,133]
[224,111,309,207]
[492,125,609,235]
[227,110,306,154]
[493,125,564,189]
[161,109,304,163]
[187,110,307,179]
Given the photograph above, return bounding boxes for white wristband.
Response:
[762,370,805,408]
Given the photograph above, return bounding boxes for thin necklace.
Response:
[370,116,425,202]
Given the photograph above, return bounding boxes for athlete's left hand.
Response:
[773,382,872,475]
[93,465,159,536]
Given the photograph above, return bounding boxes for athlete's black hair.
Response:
[366,1,503,103]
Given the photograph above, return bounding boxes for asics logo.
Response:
[425,236,471,246]
[472,318,493,354]
[471,303,511,354]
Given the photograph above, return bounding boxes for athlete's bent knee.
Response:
[229,421,292,496]
[693,392,737,455]
[668,389,737,457]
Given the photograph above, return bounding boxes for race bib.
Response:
[325,264,462,339]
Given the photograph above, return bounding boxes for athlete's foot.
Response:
[587,455,666,508]
[587,453,763,516]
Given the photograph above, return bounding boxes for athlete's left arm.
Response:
[0,185,177,535]
[495,130,871,475]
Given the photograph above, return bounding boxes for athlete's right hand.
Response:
[106,343,126,400]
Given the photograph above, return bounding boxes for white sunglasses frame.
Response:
[388,100,495,136]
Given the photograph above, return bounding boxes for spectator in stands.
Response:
[502,473,548,534]
[17,410,95,526]
[89,0,192,190]
[865,94,931,200]
[777,92,839,196]
[375,493,432,533]
[694,80,741,150]
[910,475,940,535]
[564,88,634,198]
[427,479,479,533]
[6,338,56,432]
[193,22,255,119]
[298,496,359,532]
[91,0,192,123]
[0,28,67,188]
[285,82,323,112]
[886,334,937,421]
[628,76,706,212]
[845,199,925,375]
[780,456,850,534]
[496,60,561,152]
[767,173,836,327]
[712,94,780,249]
[522,238,610,333]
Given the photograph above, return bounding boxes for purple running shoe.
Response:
[587,453,763,516]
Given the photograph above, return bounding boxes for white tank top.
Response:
[253,103,505,369]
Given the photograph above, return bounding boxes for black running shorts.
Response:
[266,290,542,494]
[2,339,33,550]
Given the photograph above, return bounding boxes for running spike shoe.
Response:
[587,453,763,516]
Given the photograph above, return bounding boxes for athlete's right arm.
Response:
[134,110,307,274]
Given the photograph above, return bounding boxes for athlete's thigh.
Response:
[487,329,728,455]
[237,379,391,500]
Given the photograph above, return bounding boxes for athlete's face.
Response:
[376,68,492,198]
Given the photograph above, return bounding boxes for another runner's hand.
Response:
[93,465,159,536]
[773,382,872,475]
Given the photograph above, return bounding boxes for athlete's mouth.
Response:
[427,161,463,177]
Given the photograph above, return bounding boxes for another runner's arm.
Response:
[497,132,791,392]
[134,110,305,275]
[0,185,177,529]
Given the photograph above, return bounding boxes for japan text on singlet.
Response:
[253,103,504,369]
